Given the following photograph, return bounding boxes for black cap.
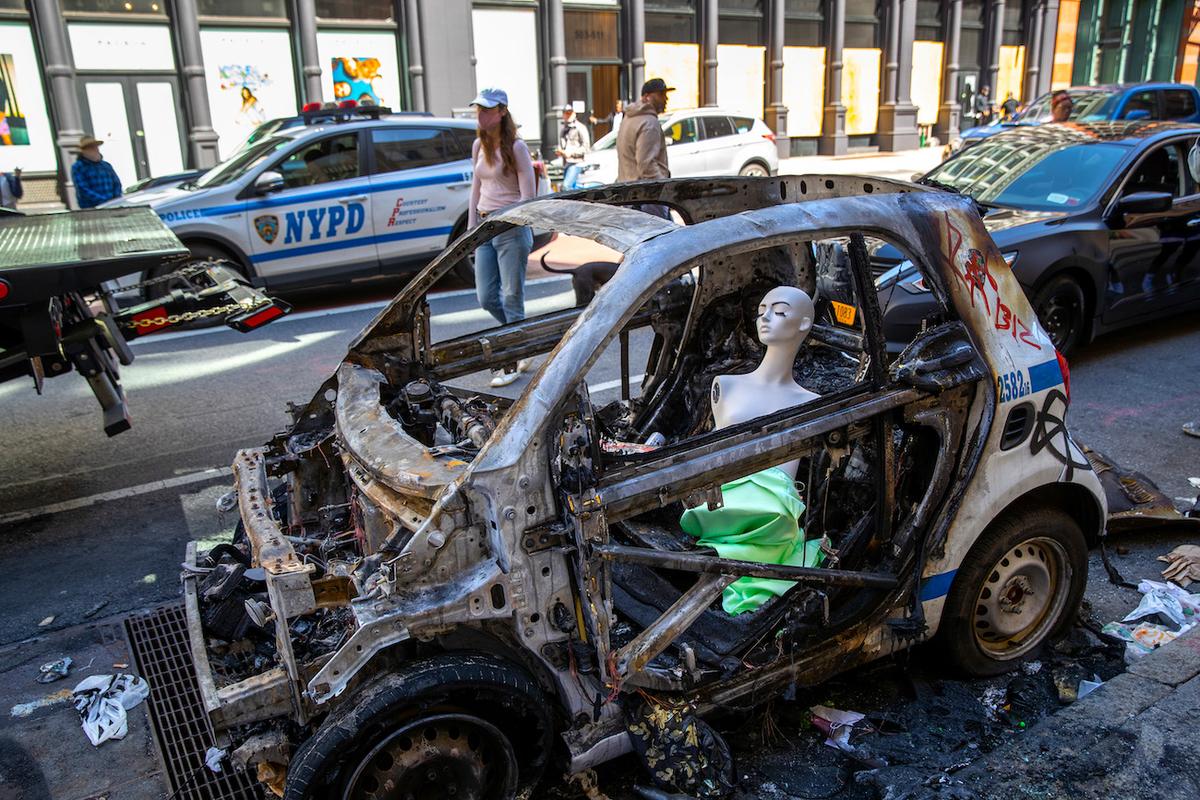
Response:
[641,78,675,95]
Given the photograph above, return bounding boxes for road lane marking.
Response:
[0,468,230,527]
[588,374,645,394]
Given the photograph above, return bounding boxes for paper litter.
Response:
[70,674,149,746]
[36,657,73,684]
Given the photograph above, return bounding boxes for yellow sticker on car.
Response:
[831,300,857,326]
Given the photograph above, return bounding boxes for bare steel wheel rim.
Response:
[342,713,518,800]
[1037,290,1081,350]
[972,536,1070,660]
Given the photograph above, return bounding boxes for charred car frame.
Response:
[180,176,1106,799]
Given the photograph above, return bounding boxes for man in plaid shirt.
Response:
[71,134,123,209]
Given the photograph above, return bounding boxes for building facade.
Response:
[1,0,1197,206]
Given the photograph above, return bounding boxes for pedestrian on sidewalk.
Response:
[0,166,22,210]
[557,106,590,191]
[618,78,673,220]
[590,99,625,135]
[973,86,993,126]
[1001,91,1019,121]
[71,135,123,209]
[468,87,536,387]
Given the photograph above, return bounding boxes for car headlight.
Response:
[893,252,1017,295]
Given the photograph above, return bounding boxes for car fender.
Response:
[1008,230,1108,318]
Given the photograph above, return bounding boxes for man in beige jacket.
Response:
[617,78,673,182]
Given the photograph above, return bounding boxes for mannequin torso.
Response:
[710,286,819,479]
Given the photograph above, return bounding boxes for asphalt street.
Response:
[0,275,1198,649]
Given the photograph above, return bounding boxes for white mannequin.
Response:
[711,286,819,479]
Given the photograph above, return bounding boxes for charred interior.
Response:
[179,179,991,794]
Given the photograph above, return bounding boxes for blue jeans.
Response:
[475,225,534,325]
[562,162,584,190]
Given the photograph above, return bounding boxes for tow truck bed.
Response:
[0,207,186,307]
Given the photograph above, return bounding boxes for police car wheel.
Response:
[451,252,476,286]
[937,507,1087,677]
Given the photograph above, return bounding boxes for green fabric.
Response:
[680,466,824,615]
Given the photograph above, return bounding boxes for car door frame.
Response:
[696,114,739,175]
[663,115,706,176]
[238,128,379,283]
[557,230,953,687]
[1100,134,1197,322]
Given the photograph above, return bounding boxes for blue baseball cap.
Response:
[470,87,509,108]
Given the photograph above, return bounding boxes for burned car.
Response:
[181,177,1106,799]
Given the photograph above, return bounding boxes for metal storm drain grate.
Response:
[125,603,262,800]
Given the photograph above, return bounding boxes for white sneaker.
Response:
[490,368,519,388]
[516,358,532,374]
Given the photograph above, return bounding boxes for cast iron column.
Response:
[878,0,920,151]
[295,0,323,104]
[701,0,719,106]
[1023,0,1044,102]
[819,0,848,155]
[985,0,1005,95]
[30,0,83,206]
[883,0,901,104]
[629,0,646,97]
[547,0,568,134]
[173,0,220,168]
[766,0,788,157]
[1038,0,1060,96]
[935,0,963,144]
[404,0,427,111]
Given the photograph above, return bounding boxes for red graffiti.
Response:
[943,212,1042,351]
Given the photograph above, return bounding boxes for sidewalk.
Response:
[925,623,1200,799]
[779,146,944,183]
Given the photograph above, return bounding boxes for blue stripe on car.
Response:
[249,225,454,264]
[1027,358,1063,393]
[184,171,467,218]
[918,569,957,601]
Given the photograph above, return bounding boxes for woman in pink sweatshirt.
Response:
[469,87,536,387]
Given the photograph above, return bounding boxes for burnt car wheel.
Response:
[284,654,553,800]
[937,507,1087,676]
[1032,275,1086,355]
[340,713,517,800]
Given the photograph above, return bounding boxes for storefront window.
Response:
[720,17,762,46]
[198,0,286,18]
[316,0,393,22]
[784,0,821,47]
[916,0,942,41]
[62,0,166,15]
[1002,2,1024,47]
[647,12,695,43]
[0,0,27,12]
[846,0,879,50]
[719,0,760,10]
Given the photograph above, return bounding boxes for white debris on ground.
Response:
[70,673,149,746]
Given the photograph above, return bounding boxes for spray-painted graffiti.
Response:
[1030,389,1091,480]
[944,213,1042,350]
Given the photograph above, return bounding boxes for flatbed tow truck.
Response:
[0,206,291,435]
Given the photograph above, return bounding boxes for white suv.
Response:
[581,108,780,185]
[108,113,484,287]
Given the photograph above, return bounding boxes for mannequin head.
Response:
[755,286,814,348]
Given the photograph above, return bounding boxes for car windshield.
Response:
[925,138,1130,211]
[190,136,294,189]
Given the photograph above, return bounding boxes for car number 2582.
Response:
[996,369,1031,402]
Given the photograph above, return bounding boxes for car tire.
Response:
[738,161,770,177]
[283,654,554,800]
[936,507,1087,677]
[1032,275,1086,355]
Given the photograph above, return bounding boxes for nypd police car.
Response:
[108,110,485,291]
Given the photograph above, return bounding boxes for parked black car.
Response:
[877,120,1200,354]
